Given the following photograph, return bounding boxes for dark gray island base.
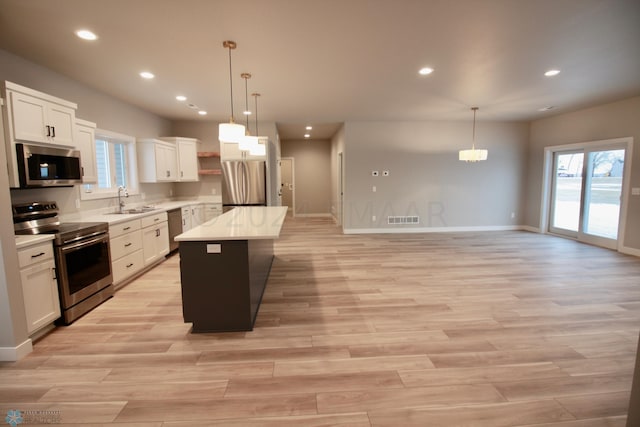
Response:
[175,206,287,333]
[179,238,274,332]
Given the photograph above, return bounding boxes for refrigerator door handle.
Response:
[242,161,249,205]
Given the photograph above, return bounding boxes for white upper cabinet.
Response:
[75,119,97,183]
[4,81,76,147]
[137,138,178,182]
[160,137,199,182]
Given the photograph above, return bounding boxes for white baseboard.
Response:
[0,338,33,361]
[343,225,524,234]
[521,225,541,233]
[620,245,640,257]
[295,213,333,218]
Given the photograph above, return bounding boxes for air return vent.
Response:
[387,216,419,225]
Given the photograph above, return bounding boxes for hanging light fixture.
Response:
[238,73,256,151]
[249,92,266,156]
[218,40,245,143]
[459,107,488,162]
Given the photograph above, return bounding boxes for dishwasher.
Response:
[167,208,183,253]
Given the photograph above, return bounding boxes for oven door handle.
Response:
[60,235,108,253]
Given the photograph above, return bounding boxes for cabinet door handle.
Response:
[166,170,170,177]
[46,125,51,137]
[181,171,184,177]
[31,252,46,259]
[123,226,131,231]
[52,267,57,280]
[81,166,85,177]
[156,229,160,237]
[126,263,134,268]
[51,126,56,137]
[124,242,132,247]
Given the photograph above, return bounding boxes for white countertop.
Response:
[15,234,55,249]
[175,206,288,241]
[59,198,222,226]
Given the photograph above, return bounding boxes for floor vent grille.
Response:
[387,216,420,225]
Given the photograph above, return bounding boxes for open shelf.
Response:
[198,169,222,175]
[197,151,221,158]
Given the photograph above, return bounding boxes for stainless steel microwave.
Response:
[16,143,82,188]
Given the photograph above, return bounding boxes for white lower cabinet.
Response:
[141,212,169,266]
[109,218,143,285]
[18,241,60,335]
[181,207,192,232]
[204,203,222,221]
[191,204,204,227]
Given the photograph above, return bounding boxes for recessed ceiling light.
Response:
[418,67,434,76]
[544,69,560,77]
[305,126,313,130]
[76,29,97,41]
[140,71,155,79]
[176,95,187,102]
[304,134,310,138]
[198,110,207,116]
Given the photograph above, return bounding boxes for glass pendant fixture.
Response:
[459,107,488,162]
[218,40,245,143]
[249,92,266,156]
[239,72,259,151]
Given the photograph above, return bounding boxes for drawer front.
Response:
[141,212,168,228]
[204,204,222,220]
[112,248,144,284]
[18,241,54,269]
[110,230,143,260]
[109,219,141,238]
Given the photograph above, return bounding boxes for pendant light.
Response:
[249,92,266,156]
[239,72,259,151]
[459,107,488,162]
[218,40,245,143]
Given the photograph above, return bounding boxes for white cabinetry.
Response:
[17,240,61,335]
[181,207,192,232]
[191,204,204,227]
[160,137,199,182]
[75,119,97,183]
[109,219,144,286]
[141,212,169,266]
[2,81,78,187]
[204,203,223,221]
[136,139,178,182]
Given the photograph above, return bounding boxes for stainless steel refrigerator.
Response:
[221,160,267,209]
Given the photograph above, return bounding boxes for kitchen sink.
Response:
[109,207,159,215]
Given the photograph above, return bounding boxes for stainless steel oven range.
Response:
[13,201,114,324]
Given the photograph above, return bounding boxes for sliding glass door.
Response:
[580,148,625,248]
[549,146,626,249]
[550,151,584,237]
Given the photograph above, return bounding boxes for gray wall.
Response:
[343,120,529,231]
[526,96,640,250]
[281,139,332,215]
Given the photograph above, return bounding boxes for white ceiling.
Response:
[0,0,639,140]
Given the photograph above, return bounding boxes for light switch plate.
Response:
[632,187,640,196]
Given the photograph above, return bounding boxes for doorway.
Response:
[544,138,632,250]
[280,157,295,216]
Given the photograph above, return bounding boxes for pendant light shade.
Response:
[459,107,488,162]
[219,40,245,143]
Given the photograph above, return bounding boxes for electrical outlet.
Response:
[372,185,377,192]
[632,187,640,196]
[372,170,379,177]
[372,215,376,222]
[511,212,515,219]
[141,192,146,200]
[382,170,389,176]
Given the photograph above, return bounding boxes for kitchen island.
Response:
[175,206,287,332]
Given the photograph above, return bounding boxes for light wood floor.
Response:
[2,217,640,426]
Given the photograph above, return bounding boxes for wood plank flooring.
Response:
[1,217,639,426]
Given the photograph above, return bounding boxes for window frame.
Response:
[79,129,139,201]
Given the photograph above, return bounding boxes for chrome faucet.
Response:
[117,186,129,213]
